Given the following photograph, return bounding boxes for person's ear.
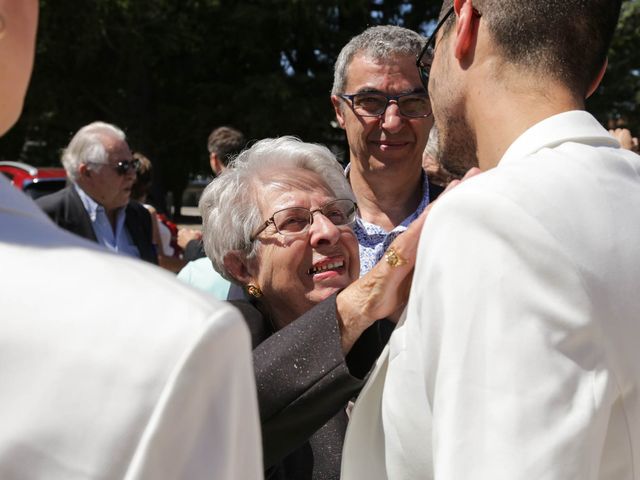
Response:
[331,95,347,129]
[79,163,91,178]
[210,152,223,175]
[586,58,608,99]
[453,0,479,61]
[223,251,257,285]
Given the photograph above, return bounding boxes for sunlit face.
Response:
[0,0,39,136]
[429,22,478,178]
[81,135,136,212]
[333,53,433,174]
[247,170,360,328]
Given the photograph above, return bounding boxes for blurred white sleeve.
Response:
[124,304,263,480]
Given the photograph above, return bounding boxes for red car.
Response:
[0,161,68,200]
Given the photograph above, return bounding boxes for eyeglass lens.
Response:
[350,93,430,118]
[273,199,356,235]
[115,159,139,175]
[416,6,455,90]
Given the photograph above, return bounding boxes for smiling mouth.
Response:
[373,140,409,146]
[308,259,345,275]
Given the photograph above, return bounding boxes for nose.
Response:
[308,212,341,248]
[380,101,404,133]
[125,165,137,179]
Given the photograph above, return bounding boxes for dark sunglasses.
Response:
[113,159,140,175]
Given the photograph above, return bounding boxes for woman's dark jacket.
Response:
[231,294,392,480]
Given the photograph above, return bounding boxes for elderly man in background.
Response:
[36,121,157,264]
[331,25,435,276]
[343,0,640,478]
[0,1,263,478]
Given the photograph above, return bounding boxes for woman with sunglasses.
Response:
[36,121,158,264]
[200,136,428,479]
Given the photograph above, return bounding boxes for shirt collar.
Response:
[500,110,619,167]
[346,163,430,232]
[74,183,104,222]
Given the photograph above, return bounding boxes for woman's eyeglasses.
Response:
[251,199,358,241]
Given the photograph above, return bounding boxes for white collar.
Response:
[500,110,619,167]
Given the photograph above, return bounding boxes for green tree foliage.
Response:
[1,0,637,211]
[588,0,640,133]
[0,0,439,209]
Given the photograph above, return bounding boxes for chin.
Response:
[309,286,343,305]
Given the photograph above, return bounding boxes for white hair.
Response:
[332,25,426,96]
[61,121,126,181]
[199,136,354,282]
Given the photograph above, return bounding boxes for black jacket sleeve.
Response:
[233,294,389,467]
[183,238,206,261]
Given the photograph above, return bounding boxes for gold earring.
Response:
[246,284,263,298]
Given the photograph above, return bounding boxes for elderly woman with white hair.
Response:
[199,136,428,479]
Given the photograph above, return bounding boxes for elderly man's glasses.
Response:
[113,159,140,175]
[251,199,358,241]
[86,159,140,176]
[339,92,431,118]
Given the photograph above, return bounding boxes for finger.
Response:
[462,167,482,180]
[443,179,461,193]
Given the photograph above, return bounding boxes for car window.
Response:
[23,179,66,199]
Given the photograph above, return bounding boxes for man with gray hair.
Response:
[343,0,640,478]
[37,121,157,264]
[331,25,434,276]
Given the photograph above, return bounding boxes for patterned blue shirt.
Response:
[347,165,430,277]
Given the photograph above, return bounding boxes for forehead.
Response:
[344,53,423,93]
[100,134,132,161]
[257,169,335,209]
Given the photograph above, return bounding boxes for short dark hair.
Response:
[207,126,246,167]
[438,0,622,95]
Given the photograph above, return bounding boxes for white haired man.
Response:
[343,0,640,478]
[37,121,157,263]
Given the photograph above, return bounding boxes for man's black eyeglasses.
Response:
[338,92,431,118]
[416,6,481,90]
[416,6,456,91]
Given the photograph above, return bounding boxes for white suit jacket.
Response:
[0,177,263,480]
[342,111,640,479]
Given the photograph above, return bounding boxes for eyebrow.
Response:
[353,87,427,95]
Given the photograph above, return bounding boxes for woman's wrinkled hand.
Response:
[336,167,481,352]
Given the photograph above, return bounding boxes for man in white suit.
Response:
[0,1,262,478]
[1,179,264,479]
[342,0,640,478]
